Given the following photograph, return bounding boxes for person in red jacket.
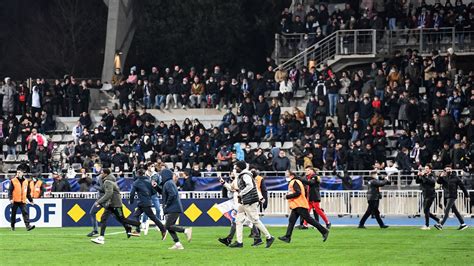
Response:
[300,166,331,229]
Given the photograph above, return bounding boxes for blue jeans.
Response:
[388,18,396,30]
[143,95,151,109]
[328,93,338,116]
[90,203,101,232]
[155,95,165,109]
[375,90,384,101]
[142,194,161,223]
[7,146,16,156]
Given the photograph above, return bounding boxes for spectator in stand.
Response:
[1,77,17,116]
[189,76,204,108]
[278,77,293,106]
[272,150,291,175]
[165,77,179,109]
[51,171,71,192]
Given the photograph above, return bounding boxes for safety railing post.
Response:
[372,29,377,54]
[451,27,456,51]
[335,31,339,55]
[354,30,357,54]
[419,28,423,53]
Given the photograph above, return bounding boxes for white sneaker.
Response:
[173,105,178,109]
[91,236,105,245]
[420,226,430,230]
[144,222,150,236]
[169,242,184,250]
[184,228,193,242]
[182,105,186,109]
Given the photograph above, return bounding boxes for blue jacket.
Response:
[161,170,183,214]
[233,143,245,161]
[130,176,156,207]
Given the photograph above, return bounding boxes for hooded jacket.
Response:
[161,170,183,214]
[437,173,469,199]
[130,175,156,207]
[96,174,122,208]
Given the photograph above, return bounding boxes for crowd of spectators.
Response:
[1,44,472,185]
[279,1,473,51]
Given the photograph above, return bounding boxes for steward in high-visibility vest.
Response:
[8,170,36,231]
[277,171,328,244]
[29,177,44,199]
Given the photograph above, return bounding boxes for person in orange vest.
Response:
[29,175,45,199]
[8,169,36,231]
[278,171,328,243]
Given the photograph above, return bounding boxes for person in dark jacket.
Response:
[51,172,71,192]
[179,171,196,191]
[415,164,440,229]
[160,169,192,249]
[229,161,274,248]
[434,166,469,231]
[87,164,104,237]
[358,168,390,228]
[300,166,331,229]
[91,168,141,245]
[130,169,167,238]
[272,150,291,174]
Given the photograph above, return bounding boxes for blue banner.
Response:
[1,176,363,192]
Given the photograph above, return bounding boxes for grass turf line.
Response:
[0,226,472,265]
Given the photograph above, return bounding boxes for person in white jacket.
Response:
[278,78,293,106]
[217,171,260,246]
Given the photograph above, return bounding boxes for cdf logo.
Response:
[0,199,62,227]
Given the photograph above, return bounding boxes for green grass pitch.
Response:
[0,226,472,265]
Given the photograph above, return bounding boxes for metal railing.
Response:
[1,190,471,217]
[0,169,466,191]
[275,27,474,70]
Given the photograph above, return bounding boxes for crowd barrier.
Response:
[0,176,364,193]
[0,190,471,227]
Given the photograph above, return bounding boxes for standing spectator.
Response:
[51,171,71,192]
[80,80,91,113]
[272,150,291,174]
[111,68,124,88]
[78,168,92,192]
[1,77,17,116]
[278,77,293,106]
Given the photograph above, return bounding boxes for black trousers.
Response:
[227,221,260,240]
[422,197,439,227]
[440,198,465,225]
[11,202,30,228]
[285,207,327,238]
[165,213,185,243]
[359,200,385,227]
[133,205,165,232]
[100,206,141,236]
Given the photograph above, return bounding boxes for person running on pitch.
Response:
[91,168,141,245]
[137,162,163,235]
[300,166,331,229]
[415,164,440,230]
[229,161,275,248]
[278,171,329,243]
[87,164,104,237]
[358,166,390,229]
[130,168,167,239]
[9,168,35,231]
[218,172,261,246]
[159,169,193,250]
[434,166,470,231]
